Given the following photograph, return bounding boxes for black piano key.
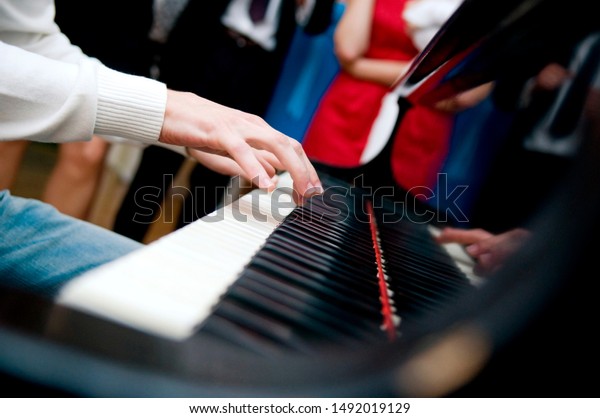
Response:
[200,314,286,357]
[384,235,468,273]
[384,281,467,316]
[388,265,470,300]
[386,271,464,305]
[228,283,364,346]
[248,257,381,320]
[383,249,469,287]
[382,242,472,290]
[280,218,373,252]
[381,249,468,295]
[378,225,471,280]
[212,299,316,353]
[260,242,379,293]
[269,231,376,274]
[311,191,370,218]
[292,207,375,244]
[275,224,375,265]
[268,234,377,277]
[241,269,383,340]
[253,251,378,306]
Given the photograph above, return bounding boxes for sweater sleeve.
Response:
[0,0,85,63]
[0,0,166,144]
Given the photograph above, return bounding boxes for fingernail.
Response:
[466,244,479,255]
[258,176,273,189]
[479,253,492,264]
[304,183,323,198]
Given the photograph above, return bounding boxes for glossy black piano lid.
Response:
[400,0,597,104]
[2,0,600,397]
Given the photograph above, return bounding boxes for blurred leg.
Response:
[0,140,29,190]
[113,145,185,242]
[42,135,110,220]
[0,190,142,298]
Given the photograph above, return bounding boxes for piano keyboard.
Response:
[57,173,297,340]
[57,172,476,350]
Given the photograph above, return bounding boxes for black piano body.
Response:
[1,0,599,397]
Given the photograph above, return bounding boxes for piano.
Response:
[1,0,599,397]
[56,171,477,345]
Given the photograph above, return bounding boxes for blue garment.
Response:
[433,96,515,224]
[0,190,142,298]
[264,1,345,141]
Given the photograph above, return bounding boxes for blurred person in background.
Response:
[301,0,461,194]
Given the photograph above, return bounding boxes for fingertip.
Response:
[434,230,453,243]
[258,175,275,191]
[292,188,305,206]
[304,183,323,198]
[466,244,480,255]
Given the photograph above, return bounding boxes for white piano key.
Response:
[427,225,482,286]
[57,172,296,341]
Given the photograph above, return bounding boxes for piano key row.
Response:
[57,172,474,350]
[199,185,473,354]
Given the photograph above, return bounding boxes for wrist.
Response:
[95,65,167,144]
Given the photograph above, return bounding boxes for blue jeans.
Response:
[0,190,142,298]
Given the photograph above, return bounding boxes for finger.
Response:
[256,149,285,170]
[470,233,512,256]
[228,114,323,199]
[295,138,322,191]
[268,136,322,198]
[465,243,483,257]
[473,252,495,276]
[465,234,501,257]
[190,147,282,188]
[473,230,529,263]
[224,139,275,191]
[242,121,321,197]
[190,146,230,157]
[255,150,281,178]
[436,227,494,245]
[187,148,245,177]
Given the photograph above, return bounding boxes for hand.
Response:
[160,90,323,200]
[436,227,531,276]
[534,63,570,91]
[186,147,282,185]
[434,83,494,113]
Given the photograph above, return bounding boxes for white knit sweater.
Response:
[0,0,167,144]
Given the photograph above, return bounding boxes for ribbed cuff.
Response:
[95,66,167,144]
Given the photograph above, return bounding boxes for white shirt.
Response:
[221,0,316,51]
[403,0,463,51]
[0,0,166,145]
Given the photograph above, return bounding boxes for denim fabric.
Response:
[0,190,142,298]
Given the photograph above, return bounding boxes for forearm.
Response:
[0,0,167,145]
[0,41,166,145]
[342,58,412,87]
[333,0,374,62]
[0,0,86,63]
